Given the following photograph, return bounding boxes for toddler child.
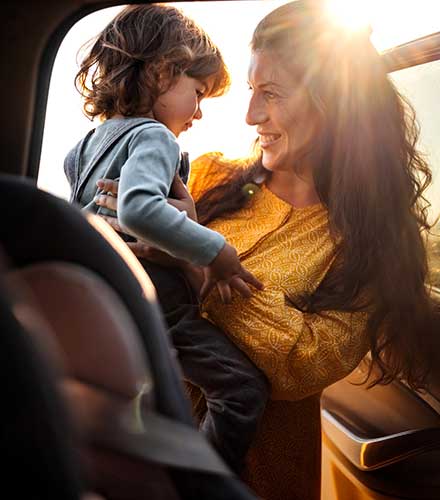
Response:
[64,4,268,473]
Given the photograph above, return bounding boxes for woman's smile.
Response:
[258,132,281,148]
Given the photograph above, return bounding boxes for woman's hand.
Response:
[94,179,182,267]
[167,174,197,221]
[95,178,119,210]
[95,176,197,221]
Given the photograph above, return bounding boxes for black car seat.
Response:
[0,174,256,500]
[0,264,84,500]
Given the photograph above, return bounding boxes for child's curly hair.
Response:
[75,4,231,120]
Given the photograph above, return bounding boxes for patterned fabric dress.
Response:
[188,153,369,500]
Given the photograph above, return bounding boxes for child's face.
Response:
[152,74,207,137]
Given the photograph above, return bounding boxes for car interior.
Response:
[2,0,440,499]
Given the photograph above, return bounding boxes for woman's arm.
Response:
[275,308,369,401]
[209,295,370,401]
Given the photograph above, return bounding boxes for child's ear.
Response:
[159,68,183,94]
[156,72,167,93]
[156,69,175,95]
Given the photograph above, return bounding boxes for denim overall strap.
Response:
[179,151,190,185]
[64,129,95,202]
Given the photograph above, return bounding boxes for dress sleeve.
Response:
[188,152,237,201]
[218,298,370,401]
[276,308,369,401]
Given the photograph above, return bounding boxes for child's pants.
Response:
[140,260,269,473]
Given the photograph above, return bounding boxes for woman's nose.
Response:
[246,93,267,126]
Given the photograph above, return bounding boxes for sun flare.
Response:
[326,0,371,32]
[325,0,440,51]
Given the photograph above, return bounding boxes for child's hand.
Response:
[181,263,205,295]
[200,243,264,303]
[167,174,197,221]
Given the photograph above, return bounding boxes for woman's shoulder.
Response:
[189,152,244,200]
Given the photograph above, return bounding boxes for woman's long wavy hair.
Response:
[75,4,230,120]
[196,0,437,390]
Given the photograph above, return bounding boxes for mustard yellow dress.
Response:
[188,153,369,500]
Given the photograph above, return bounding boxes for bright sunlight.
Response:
[326,0,440,50]
[326,0,371,32]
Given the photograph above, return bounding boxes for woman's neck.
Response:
[266,168,320,208]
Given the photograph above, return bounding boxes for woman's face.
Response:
[246,49,320,173]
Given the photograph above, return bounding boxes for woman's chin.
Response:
[261,156,284,173]
[261,153,277,171]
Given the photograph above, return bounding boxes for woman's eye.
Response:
[264,91,276,100]
[196,89,205,98]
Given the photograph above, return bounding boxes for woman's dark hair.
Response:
[196,0,437,390]
[75,4,230,120]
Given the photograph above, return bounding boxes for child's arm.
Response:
[160,173,264,299]
[167,174,197,222]
[117,125,225,267]
[96,174,264,300]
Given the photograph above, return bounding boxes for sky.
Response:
[37,0,440,220]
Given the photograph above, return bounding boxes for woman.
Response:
[94,1,436,498]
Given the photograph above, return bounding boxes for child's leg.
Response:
[138,259,197,328]
[169,315,269,474]
[139,260,268,472]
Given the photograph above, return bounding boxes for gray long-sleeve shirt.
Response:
[64,117,225,266]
